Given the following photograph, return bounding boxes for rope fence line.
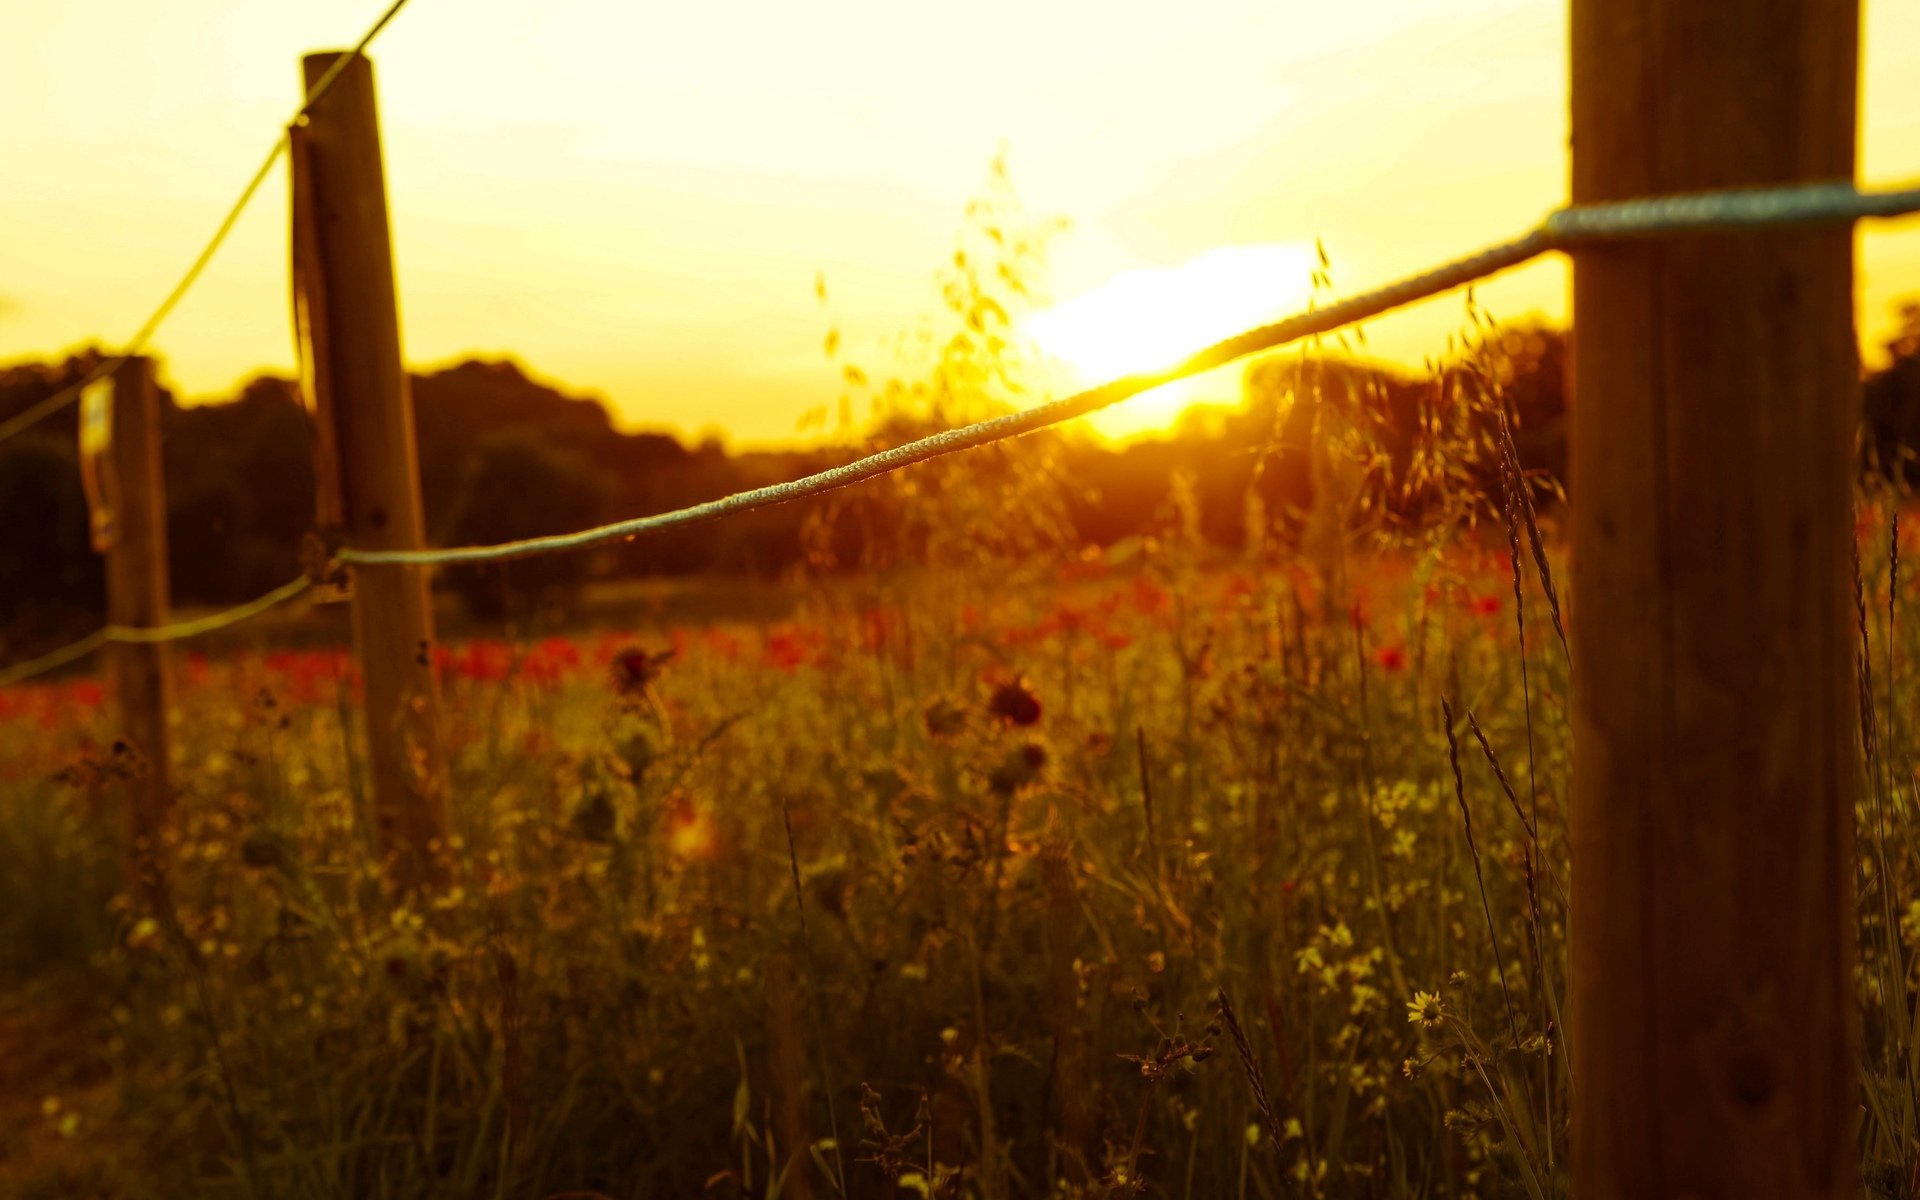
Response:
[0,0,414,448]
[341,177,1920,569]
[0,578,311,689]
[2,176,1917,688]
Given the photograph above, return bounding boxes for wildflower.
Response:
[1407,989,1445,1029]
[1469,594,1502,618]
[1131,575,1173,620]
[457,639,514,683]
[666,799,716,861]
[763,627,820,673]
[1038,601,1088,637]
[125,917,161,951]
[1374,644,1407,672]
[987,678,1042,726]
[609,646,674,696]
[988,741,1047,795]
[703,627,742,661]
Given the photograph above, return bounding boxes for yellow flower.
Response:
[1407,990,1444,1029]
[125,917,161,951]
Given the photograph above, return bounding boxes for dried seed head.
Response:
[987,678,1042,727]
[609,646,674,696]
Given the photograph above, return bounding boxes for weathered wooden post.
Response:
[89,356,175,876]
[1569,1,1859,1194]
[294,50,448,888]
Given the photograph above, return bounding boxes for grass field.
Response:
[2,476,1917,1199]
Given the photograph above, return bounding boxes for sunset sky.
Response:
[3,0,1918,445]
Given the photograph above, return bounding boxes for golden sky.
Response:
[3,0,1917,445]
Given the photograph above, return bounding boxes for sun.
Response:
[1024,243,1319,440]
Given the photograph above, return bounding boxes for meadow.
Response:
[3,278,1919,1200]
[0,464,1915,1200]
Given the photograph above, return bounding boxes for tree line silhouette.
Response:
[3,302,1916,653]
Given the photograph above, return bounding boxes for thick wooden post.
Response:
[1569,2,1859,1196]
[298,50,448,887]
[104,356,174,863]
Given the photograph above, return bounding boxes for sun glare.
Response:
[1024,243,1319,440]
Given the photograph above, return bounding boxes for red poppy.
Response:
[1374,644,1408,672]
[763,629,814,673]
[703,627,742,662]
[457,640,514,683]
[1131,575,1173,621]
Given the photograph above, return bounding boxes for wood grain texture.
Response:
[1569,1,1860,1195]
[299,51,448,888]
[106,356,173,882]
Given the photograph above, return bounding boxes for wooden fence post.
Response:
[296,50,448,888]
[1569,1,1860,1195]
[102,356,174,878]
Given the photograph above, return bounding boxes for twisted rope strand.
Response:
[0,578,311,688]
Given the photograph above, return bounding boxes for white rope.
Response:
[0,578,311,688]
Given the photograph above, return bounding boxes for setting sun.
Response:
[1024,243,1319,439]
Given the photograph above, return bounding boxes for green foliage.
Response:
[439,434,610,620]
[0,435,103,647]
[806,152,1078,577]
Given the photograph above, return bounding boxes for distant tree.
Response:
[164,376,316,604]
[1864,301,1920,484]
[439,433,610,620]
[0,435,102,649]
